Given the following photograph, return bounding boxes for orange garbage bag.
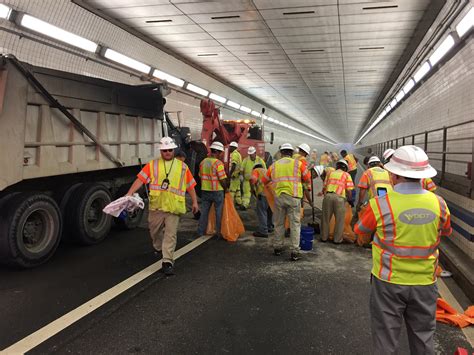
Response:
[220,192,245,242]
[206,205,216,235]
[264,185,276,212]
[329,202,356,243]
[355,204,372,246]
[436,298,474,328]
[465,306,474,318]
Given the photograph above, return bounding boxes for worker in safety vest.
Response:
[354,145,451,355]
[340,150,358,182]
[228,141,242,206]
[241,146,266,210]
[321,159,354,243]
[319,151,330,167]
[126,137,199,276]
[312,165,335,196]
[384,148,437,192]
[293,143,311,191]
[197,141,229,239]
[250,163,273,237]
[262,143,312,261]
[356,156,393,209]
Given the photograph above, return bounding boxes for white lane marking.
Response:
[437,278,474,347]
[1,235,213,355]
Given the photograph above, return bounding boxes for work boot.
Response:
[162,262,174,276]
[240,205,247,211]
[253,231,268,238]
[213,232,224,240]
[290,252,301,261]
[273,248,283,256]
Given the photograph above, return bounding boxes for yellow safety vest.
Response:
[272,157,303,198]
[242,156,266,180]
[149,158,188,215]
[200,157,224,191]
[370,191,450,285]
[251,167,266,196]
[345,154,357,171]
[230,150,242,178]
[325,169,352,198]
[364,167,393,199]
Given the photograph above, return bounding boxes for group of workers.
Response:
[126,136,451,355]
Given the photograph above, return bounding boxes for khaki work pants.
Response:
[148,209,180,264]
[322,192,346,243]
[273,193,301,252]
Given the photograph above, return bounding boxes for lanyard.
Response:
[163,158,175,179]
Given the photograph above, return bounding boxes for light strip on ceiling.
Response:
[429,34,455,66]
[389,98,398,109]
[403,79,415,94]
[240,106,251,113]
[20,14,98,52]
[226,100,240,109]
[395,90,405,102]
[0,4,12,20]
[186,83,209,97]
[251,110,261,117]
[209,93,226,103]
[413,62,431,82]
[104,49,151,74]
[152,69,185,87]
[456,7,474,37]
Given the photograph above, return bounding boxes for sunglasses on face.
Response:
[161,149,174,153]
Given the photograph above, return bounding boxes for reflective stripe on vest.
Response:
[370,191,448,285]
[345,154,357,171]
[271,157,302,198]
[200,158,223,191]
[366,167,392,199]
[326,170,348,197]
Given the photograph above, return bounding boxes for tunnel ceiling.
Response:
[80,0,437,143]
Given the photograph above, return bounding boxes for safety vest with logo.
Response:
[271,157,303,198]
[362,167,393,199]
[369,191,450,285]
[200,157,225,191]
[344,154,357,171]
[148,158,188,215]
[230,150,242,178]
[421,178,437,192]
[250,167,266,196]
[325,169,353,198]
[242,156,266,180]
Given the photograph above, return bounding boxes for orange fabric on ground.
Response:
[436,298,474,328]
[328,202,356,243]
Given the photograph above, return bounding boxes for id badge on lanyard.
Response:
[161,158,175,190]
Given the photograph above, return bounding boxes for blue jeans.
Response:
[256,195,273,234]
[198,190,225,235]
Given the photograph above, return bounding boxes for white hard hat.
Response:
[209,141,224,152]
[384,145,437,179]
[298,143,311,155]
[230,141,239,148]
[368,156,381,164]
[313,165,324,177]
[336,159,348,168]
[280,143,294,151]
[159,136,178,150]
[312,149,318,152]
[383,148,395,161]
[248,146,256,155]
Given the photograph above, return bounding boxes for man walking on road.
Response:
[241,146,266,210]
[126,137,199,276]
[197,141,228,239]
[228,141,242,206]
[354,145,452,355]
[262,143,312,261]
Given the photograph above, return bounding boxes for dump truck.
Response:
[0,56,169,268]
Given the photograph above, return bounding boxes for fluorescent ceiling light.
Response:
[390,98,398,108]
[385,104,392,112]
[267,117,275,122]
[104,49,151,74]
[456,7,474,37]
[403,79,415,94]
[152,69,184,87]
[395,90,405,102]
[240,106,251,113]
[413,62,431,82]
[429,35,455,66]
[226,100,240,109]
[20,14,98,52]
[209,93,226,103]
[251,110,261,117]
[186,83,209,97]
[0,4,12,20]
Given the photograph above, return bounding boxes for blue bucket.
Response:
[300,227,314,251]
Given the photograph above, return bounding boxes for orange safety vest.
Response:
[325,169,353,198]
[364,167,393,199]
[370,191,451,285]
[344,154,357,171]
[271,157,303,198]
[200,157,224,191]
[421,178,437,192]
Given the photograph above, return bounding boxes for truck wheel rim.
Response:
[21,210,53,253]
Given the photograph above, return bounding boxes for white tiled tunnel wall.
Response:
[0,0,327,145]
[361,40,474,177]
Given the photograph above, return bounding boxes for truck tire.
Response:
[113,185,145,230]
[66,183,112,245]
[0,193,62,268]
